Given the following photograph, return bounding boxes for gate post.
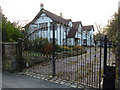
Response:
[103,36,116,90]
[52,23,55,77]
[18,38,23,72]
[99,38,102,90]
[103,35,107,89]
[103,35,107,75]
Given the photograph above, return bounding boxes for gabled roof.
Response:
[82,25,94,31]
[72,21,82,28]
[67,21,82,38]
[24,8,71,28]
[66,19,72,21]
[67,27,78,38]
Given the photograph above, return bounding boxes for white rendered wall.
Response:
[27,13,69,46]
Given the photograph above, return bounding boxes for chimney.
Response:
[60,12,62,17]
[40,3,44,10]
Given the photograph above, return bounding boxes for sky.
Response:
[0,0,119,31]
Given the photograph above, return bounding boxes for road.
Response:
[2,71,70,88]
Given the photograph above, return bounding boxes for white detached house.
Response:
[24,4,94,46]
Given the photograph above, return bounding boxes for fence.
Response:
[18,23,116,89]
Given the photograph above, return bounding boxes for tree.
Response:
[94,33,105,40]
[1,6,23,42]
[103,12,118,41]
[94,23,105,40]
[95,23,102,34]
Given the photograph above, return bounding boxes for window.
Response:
[68,39,72,45]
[75,41,78,45]
[63,39,67,45]
[50,38,58,43]
[75,38,79,45]
[42,17,44,20]
[87,31,89,35]
[63,39,65,42]
[50,22,53,30]
[34,27,38,30]
[68,39,71,42]
[83,39,87,45]
[39,23,48,30]
[50,22,57,31]
[50,38,53,42]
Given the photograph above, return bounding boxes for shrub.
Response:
[23,39,33,51]
[70,45,82,51]
[42,42,53,54]
[33,37,48,52]
[70,45,76,48]
[33,37,61,54]
[54,44,61,52]
[60,46,71,51]
[75,46,82,50]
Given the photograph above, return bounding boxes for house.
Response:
[82,25,94,46]
[67,21,82,45]
[24,4,94,46]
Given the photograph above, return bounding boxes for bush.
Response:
[32,37,85,54]
[42,42,53,54]
[32,37,56,54]
[33,37,49,52]
[54,44,61,52]
[23,39,33,51]
[74,46,82,50]
[60,46,71,51]
[69,45,82,51]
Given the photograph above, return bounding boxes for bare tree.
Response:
[95,23,102,34]
[94,22,105,40]
[13,20,29,30]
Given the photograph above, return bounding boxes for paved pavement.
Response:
[2,71,70,88]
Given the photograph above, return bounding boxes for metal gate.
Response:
[18,23,116,89]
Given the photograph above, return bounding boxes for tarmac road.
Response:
[2,71,70,88]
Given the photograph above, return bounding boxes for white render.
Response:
[25,9,94,46]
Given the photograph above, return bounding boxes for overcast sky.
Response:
[0,0,119,30]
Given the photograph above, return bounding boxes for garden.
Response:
[22,37,86,67]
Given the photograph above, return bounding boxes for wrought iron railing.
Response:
[17,23,116,89]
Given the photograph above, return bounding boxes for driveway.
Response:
[23,47,115,88]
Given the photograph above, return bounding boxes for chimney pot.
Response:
[60,12,62,17]
[40,3,44,10]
